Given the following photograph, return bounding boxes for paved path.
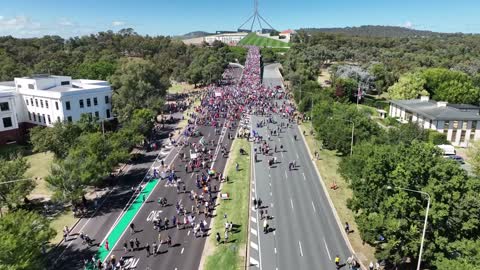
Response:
[248,64,351,270]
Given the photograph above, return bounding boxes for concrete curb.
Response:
[297,125,366,270]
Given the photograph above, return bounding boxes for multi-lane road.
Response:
[248,64,352,270]
[51,66,243,270]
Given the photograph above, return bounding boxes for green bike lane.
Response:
[88,178,160,267]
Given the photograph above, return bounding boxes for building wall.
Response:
[389,103,480,147]
[0,94,19,133]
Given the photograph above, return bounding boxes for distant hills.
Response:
[298,25,453,38]
[178,31,213,39]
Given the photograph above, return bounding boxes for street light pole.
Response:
[387,186,430,270]
[350,121,354,156]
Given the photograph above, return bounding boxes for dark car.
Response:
[445,155,465,164]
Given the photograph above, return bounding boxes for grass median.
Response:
[203,138,251,270]
[298,121,376,266]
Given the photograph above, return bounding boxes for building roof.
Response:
[391,99,480,121]
[280,29,295,34]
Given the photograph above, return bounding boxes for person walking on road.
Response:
[224,230,229,243]
[263,219,268,234]
[105,239,109,251]
[253,198,257,209]
[345,222,350,234]
[123,241,128,252]
[335,255,341,269]
[130,223,135,234]
[145,243,151,257]
[257,198,262,209]
[129,238,134,251]
[216,232,221,245]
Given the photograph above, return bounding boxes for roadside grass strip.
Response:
[96,178,160,262]
[204,138,251,270]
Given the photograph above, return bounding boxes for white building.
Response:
[389,96,480,147]
[0,74,112,144]
[204,32,249,45]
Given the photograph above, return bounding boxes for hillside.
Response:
[299,25,452,38]
[178,31,212,39]
[238,33,290,48]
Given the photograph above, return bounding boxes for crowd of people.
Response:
[91,46,284,270]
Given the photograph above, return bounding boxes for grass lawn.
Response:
[238,33,290,48]
[167,82,195,94]
[203,138,251,270]
[49,208,77,244]
[298,122,376,266]
[25,152,54,199]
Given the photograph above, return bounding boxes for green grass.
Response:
[167,83,195,94]
[49,209,77,244]
[298,122,376,266]
[25,152,54,198]
[238,33,290,48]
[204,138,251,270]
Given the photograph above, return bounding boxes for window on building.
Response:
[28,84,34,89]
[40,100,44,108]
[460,130,467,143]
[67,116,72,123]
[25,99,29,106]
[471,121,477,140]
[42,114,46,123]
[87,98,91,107]
[61,81,70,85]
[443,121,450,133]
[45,100,49,109]
[2,117,12,128]
[93,97,98,106]
[17,84,21,88]
[28,112,31,121]
[47,115,51,124]
[65,101,71,110]
[94,111,99,119]
[30,98,33,105]
[57,116,61,122]
[106,109,111,118]
[105,96,109,104]
[55,101,59,110]
[453,121,459,129]
[79,99,84,108]
[33,113,37,122]
[0,102,9,111]
[35,99,38,107]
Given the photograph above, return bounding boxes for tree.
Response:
[29,122,83,159]
[46,132,129,203]
[76,60,117,80]
[388,72,428,100]
[0,157,32,212]
[0,209,55,270]
[422,68,480,104]
[110,58,169,123]
[467,139,480,176]
[333,77,358,103]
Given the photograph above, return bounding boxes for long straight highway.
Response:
[248,64,352,270]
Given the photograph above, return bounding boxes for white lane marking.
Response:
[312,201,316,213]
[252,206,256,211]
[250,257,259,266]
[281,152,284,158]
[187,230,190,236]
[251,228,258,236]
[274,247,277,254]
[298,241,304,256]
[290,198,294,209]
[252,188,255,192]
[269,183,272,186]
[273,231,276,236]
[296,152,299,159]
[250,241,259,250]
[284,171,288,178]
[271,203,274,207]
[270,192,272,196]
[302,172,306,181]
[323,238,331,260]
[181,247,184,254]
[251,216,257,223]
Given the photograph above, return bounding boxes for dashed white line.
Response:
[251,216,257,223]
[296,152,299,159]
[250,257,259,266]
[251,228,258,236]
[312,201,316,212]
[290,198,294,209]
[270,192,272,196]
[281,152,284,158]
[323,238,331,260]
[271,203,274,207]
[274,247,277,254]
[187,230,190,236]
[284,171,288,178]
[302,172,306,181]
[181,247,184,254]
[250,241,259,250]
[298,241,304,256]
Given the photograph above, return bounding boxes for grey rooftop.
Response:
[391,99,480,121]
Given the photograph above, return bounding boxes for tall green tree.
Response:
[0,209,55,270]
[110,58,169,123]
[0,157,31,212]
[388,72,428,100]
[29,122,83,159]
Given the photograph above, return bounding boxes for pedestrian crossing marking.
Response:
[250,241,258,250]
[251,216,257,223]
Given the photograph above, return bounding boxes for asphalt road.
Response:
[51,65,243,270]
[248,64,351,270]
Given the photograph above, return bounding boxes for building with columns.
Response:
[0,74,112,145]
[389,96,480,147]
